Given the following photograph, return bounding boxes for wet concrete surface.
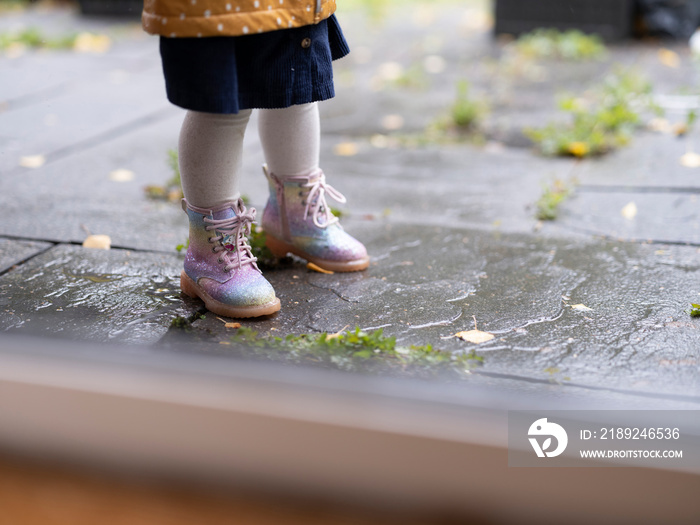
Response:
[1,2,699,405]
[0,243,198,344]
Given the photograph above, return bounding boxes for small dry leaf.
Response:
[109,169,135,182]
[680,152,700,168]
[648,118,672,133]
[423,55,446,74]
[327,325,349,340]
[370,134,390,148]
[333,142,359,157]
[381,114,405,131]
[307,262,334,274]
[216,317,241,329]
[74,33,111,54]
[19,155,45,168]
[673,123,689,137]
[658,48,680,68]
[571,304,593,312]
[5,42,27,59]
[82,235,111,250]
[621,201,638,220]
[455,330,495,344]
[377,61,404,81]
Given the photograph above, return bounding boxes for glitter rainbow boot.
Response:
[180,198,280,318]
[261,166,369,272]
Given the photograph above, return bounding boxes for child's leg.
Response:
[257,103,369,272]
[257,102,320,177]
[178,109,252,208]
[178,109,280,318]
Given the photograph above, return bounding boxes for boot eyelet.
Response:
[217,257,223,264]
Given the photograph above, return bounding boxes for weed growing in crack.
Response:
[536,179,574,221]
[418,80,487,145]
[525,68,658,157]
[512,29,607,61]
[145,149,184,202]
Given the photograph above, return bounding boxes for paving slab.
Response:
[0,243,199,344]
[0,111,185,251]
[155,223,700,400]
[0,1,698,411]
[0,65,169,174]
[561,191,700,245]
[0,238,52,274]
[573,132,700,190]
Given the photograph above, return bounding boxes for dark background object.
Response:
[78,0,143,18]
[635,0,700,39]
[494,0,635,41]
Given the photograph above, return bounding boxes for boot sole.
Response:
[180,271,281,319]
[266,235,370,273]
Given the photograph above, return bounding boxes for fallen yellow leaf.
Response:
[673,123,689,137]
[82,235,111,250]
[571,304,593,312]
[216,317,241,329]
[333,142,359,157]
[455,330,495,344]
[658,48,680,68]
[307,262,334,274]
[621,201,638,220]
[19,155,45,168]
[680,152,700,168]
[109,169,135,182]
[381,114,405,131]
[74,32,111,54]
[326,325,349,340]
[648,118,672,133]
[377,61,404,81]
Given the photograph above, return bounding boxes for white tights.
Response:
[178,102,321,208]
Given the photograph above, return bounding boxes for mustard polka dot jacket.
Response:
[143,0,338,38]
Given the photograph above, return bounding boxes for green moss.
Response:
[226,326,483,377]
[169,315,190,329]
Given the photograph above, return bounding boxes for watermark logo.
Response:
[528,418,568,458]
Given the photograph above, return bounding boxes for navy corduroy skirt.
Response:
[159,14,349,114]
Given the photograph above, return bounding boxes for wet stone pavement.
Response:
[0,2,698,403]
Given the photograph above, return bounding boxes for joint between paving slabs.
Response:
[474,370,700,404]
[562,226,700,249]
[5,107,174,179]
[578,184,700,195]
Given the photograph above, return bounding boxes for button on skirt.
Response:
[159,15,350,114]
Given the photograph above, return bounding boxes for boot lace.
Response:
[204,199,259,272]
[288,171,347,229]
